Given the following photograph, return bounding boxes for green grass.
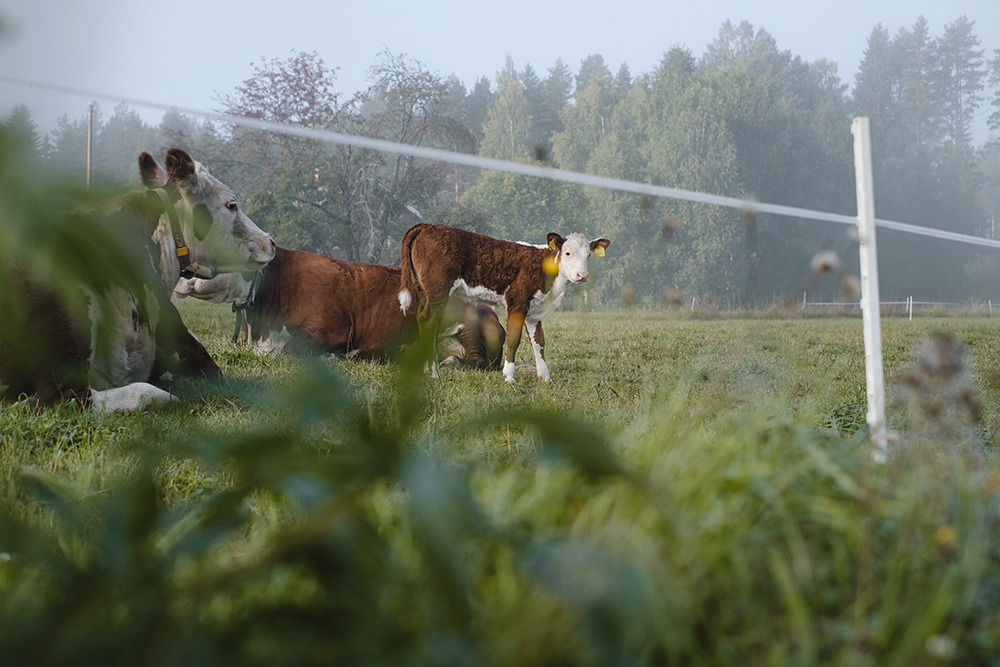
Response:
[5,299,1000,665]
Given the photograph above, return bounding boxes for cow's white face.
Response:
[176,164,275,272]
[551,232,611,284]
[142,149,275,286]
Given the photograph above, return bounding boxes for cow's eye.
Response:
[226,201,238,212]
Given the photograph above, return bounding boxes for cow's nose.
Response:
[575,272,587,282]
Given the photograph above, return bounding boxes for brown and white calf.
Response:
[0,148,274,412]
[174,246,506,369]
[397,223,610,383]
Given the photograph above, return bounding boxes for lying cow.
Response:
[397,223,610,383]
[173,246,506,369]
[0,148,274,412]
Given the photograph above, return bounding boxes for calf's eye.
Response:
[226,201,238,212]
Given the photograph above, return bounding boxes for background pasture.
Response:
[4,296,1000,665]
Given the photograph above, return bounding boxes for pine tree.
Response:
[553,66,616,173]
[614,63,633,99]
[853,24,897,136]
[97,102,154,186]
[3,104,42,159]
[534,58,572,141]
[893,16,943,153]
[480,79,532,162]
[157,108,198,154]
[989,49,1000,132]
[495,55,518,92]
[462,76,495,139]
[936,15,985,145]
[574,54,609,98]
[520,63,546,144]
[46,103,100,182]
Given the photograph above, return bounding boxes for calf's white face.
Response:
[553,233,610,284]
[556,233,593,284]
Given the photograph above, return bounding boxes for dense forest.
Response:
[6,17,1000,307]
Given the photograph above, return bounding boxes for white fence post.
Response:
[852,117,887,463]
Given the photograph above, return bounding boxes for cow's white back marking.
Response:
[449,279,506,309]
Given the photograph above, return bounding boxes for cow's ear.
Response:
[165,148,198,190]
[139,152,168,189]
[546,233,564,251]
[590,238,610,257]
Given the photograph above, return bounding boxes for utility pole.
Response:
[86,104,93,191]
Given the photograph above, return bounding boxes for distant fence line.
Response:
[802,295,995,318]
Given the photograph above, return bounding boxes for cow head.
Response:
[140,149,274,287]
[546,233,611,284]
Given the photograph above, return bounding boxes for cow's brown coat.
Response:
[218,246,505,369]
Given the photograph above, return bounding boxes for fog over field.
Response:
[1,0,998,143]
[3,0,1000,306]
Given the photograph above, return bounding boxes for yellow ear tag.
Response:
[547,239,558,251]
[543,256,559,276]
[593,246,605,257]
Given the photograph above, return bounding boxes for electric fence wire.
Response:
[5,74,1000,251]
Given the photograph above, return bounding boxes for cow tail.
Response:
[398,223,425,314]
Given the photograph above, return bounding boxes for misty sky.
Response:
[1,0,998,143]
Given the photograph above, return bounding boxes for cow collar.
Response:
[231,269,263,345]
[149,188,215,280]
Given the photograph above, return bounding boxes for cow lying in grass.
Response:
[173,246,506,370]
[0,148,274,412]
[397,223,610,383]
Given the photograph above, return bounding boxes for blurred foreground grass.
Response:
[4,133,1000,665]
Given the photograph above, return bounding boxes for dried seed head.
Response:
[841,273,861,299]
[662,286,681,306]
[621,282,635,307]
[810,250,841,274]
[662,215,683,242]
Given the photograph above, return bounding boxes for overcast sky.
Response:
[1,0,998,144]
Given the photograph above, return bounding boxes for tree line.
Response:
[6,17,1000,306]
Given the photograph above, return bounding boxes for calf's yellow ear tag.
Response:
[593,246,605,257]
[548,239,558,251]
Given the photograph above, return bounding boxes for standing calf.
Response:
[397,223,610,383]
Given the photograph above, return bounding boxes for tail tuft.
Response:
[398,289,412,313]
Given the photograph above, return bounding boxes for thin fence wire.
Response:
[5,74,1000,252]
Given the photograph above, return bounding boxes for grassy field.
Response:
[3,302,1000,666]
